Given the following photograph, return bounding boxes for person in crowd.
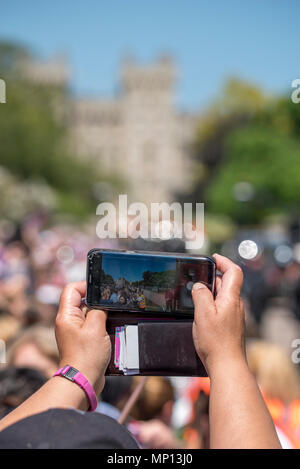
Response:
[136,290,146,309]
[0,314,21,344]
[183,378,210,449]
[7,325,59,378]
[0,367,47,418]
[247,340,300,448]
[109,289,118,303]
[131,376,175,424]
[129,376,182,449]
[118,295,127,306]
[241,256,269,324]
[97,376,133,421]
[0,254,281,449]
[102,287,111,301]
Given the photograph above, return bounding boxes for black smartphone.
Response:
[86,249,216,318]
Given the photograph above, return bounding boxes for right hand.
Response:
[192,254,245,375]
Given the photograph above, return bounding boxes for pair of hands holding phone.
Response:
[0,252,280,448]
[55,253,245,393]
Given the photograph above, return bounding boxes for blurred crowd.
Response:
[1,214,300,448]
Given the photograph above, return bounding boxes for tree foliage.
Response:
[190,79,300,225]
[0,41,122,219]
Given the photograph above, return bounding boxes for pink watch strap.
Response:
[53,365,98,412]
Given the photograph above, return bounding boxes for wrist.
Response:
[51,374,90,411]
[204,349,247,378]
[54,363,100,411]
[58,359,104,396]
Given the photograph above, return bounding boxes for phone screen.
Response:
[87,250,215,316]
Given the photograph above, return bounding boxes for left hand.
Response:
[55,281,111,395]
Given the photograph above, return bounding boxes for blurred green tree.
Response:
[189,78,300,225]
[207,126,300,224]
[0,41,122,219]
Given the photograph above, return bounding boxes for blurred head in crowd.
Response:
[0,314,21,343]
[100,376,133,408]
[183,378,210,449]
[7,325,59,378]
[247,340,300,404]
[130,377,175,425]
[0,367,47,418]
[184,390,210,449]
[0,276,32,322]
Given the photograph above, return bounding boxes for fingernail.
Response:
[193,282,206,291]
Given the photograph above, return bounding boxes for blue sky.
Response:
[102,254,176,282]
[1,0,299,110]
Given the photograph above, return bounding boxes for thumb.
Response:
[192,282,215,323]
[84,308,108,337]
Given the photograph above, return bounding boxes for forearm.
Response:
[0,282,110,434]
[209,358,281,449]
[0,376,89,432]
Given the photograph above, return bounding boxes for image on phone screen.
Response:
[87,251,215,316]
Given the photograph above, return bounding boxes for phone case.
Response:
[105,313,207,377]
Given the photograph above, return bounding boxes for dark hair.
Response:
[0,367,47,418]
[100,376,132,406]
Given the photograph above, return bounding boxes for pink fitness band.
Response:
[53,365,98,412]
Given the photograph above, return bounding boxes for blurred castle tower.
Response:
[72,56,198,204]
[23,55,198,204]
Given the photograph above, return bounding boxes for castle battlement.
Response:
[23,55,199,204]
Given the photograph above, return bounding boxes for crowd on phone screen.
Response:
[100,284,146,310]
[1,215,300,448]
